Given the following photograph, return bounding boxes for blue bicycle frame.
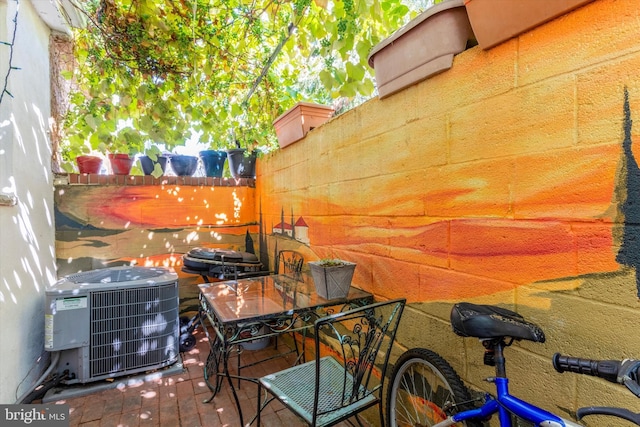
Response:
[431,340,583,427]
[432,376,582,427]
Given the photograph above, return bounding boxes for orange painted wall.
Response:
[54,179,259,276]
[256,0,640,416]
[52,0,640,417]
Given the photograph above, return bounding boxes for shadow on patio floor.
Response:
[43,325,371,427]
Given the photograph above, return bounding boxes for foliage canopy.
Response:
[61,0,420,169]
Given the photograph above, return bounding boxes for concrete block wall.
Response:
[54,176,260,276]
[257,0,640,418]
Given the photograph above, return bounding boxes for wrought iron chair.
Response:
[256,298,406,427]
[276,250,305,277]
[271,250,304,350]
[235,250,306,380]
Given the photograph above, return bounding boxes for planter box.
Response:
[368,0,475,99]
[273,102,334,148]
[309,260,356,300]
[464,0,594,50]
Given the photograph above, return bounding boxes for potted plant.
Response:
[308,259,357,300]
[199,149,227,178]
[227,134,261,179]
[108,153,135,175]
[227,149,257,179]
[59,137,103,174]
[105,130,145,175]
[139,145,168,177]
[75,155,103,174]
[368,0,476,99]
[168,154,199,176]
[272,102,335,148]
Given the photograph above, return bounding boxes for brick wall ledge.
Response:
[53,173,256,187]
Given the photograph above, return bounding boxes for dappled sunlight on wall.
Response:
[1,111,57,302]
[54,181,258,276]
[255,0,640,314]
[0,4,60,400]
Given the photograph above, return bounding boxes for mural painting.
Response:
[616,88,640,297]
[54,184,262,278]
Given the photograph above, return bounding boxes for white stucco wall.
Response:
[0,0,58,403]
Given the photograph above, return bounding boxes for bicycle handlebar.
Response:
[553,353,640,397]
[552,353,621,383]
[553,353,640,425]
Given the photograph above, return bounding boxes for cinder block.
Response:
[513,144,620,218]
[518,0,638,87]
[423,157,514,218]
[450,76,575,163]
[576,54,640,146]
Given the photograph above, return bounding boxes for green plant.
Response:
[141,145,166,178]
[314,258,351,267]
[59,0,418,170]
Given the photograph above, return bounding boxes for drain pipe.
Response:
[15,351,60,404]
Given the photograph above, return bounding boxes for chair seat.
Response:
[260,356,377,427]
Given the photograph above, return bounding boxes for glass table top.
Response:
[198,273,372,324]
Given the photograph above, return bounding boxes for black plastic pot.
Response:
[227,149,257,179]
[139,155,168,176]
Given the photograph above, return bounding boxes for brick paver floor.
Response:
[47,325,373,427]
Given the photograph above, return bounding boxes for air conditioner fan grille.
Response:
[90,283,178,378]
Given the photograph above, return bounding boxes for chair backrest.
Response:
[312,298,406,423]
[276,250,304,277]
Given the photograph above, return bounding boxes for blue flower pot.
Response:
[170,155,198,176]
[199,150,227,178]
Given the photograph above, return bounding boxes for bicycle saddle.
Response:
[450,302,545,343]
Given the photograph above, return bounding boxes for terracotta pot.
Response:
[368,0,475,99]
[139,155,168,176]
[170,155,199,176]
[76,155,102,174]
[464,0,594,50]
[273,102,334,148]
[199,150,227,177]
[108,153,134,175]
[226,149,257,179]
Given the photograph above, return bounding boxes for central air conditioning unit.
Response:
[45,266,180,384]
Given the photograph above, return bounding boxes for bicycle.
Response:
[386,302,640,427]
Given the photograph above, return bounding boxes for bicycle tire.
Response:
[386,348,483,427]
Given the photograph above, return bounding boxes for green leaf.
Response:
[319,70,334,89]
[84,115,98,131]
[60,0,416,156]
[346,62,366,81]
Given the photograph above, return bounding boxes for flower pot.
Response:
[108,153,134,175]
[139,155,168,176]
[464,0,594,50]
[199,150,227,178]
[273,102,334,148]
[308,260,356,300]
[227,149,257,179]
[169,155,199,176]
[368,0,475,99]
[76,155,102,174]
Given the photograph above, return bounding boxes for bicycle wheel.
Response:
[387,348,482,427]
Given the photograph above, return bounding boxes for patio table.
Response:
[198,273,373,426]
